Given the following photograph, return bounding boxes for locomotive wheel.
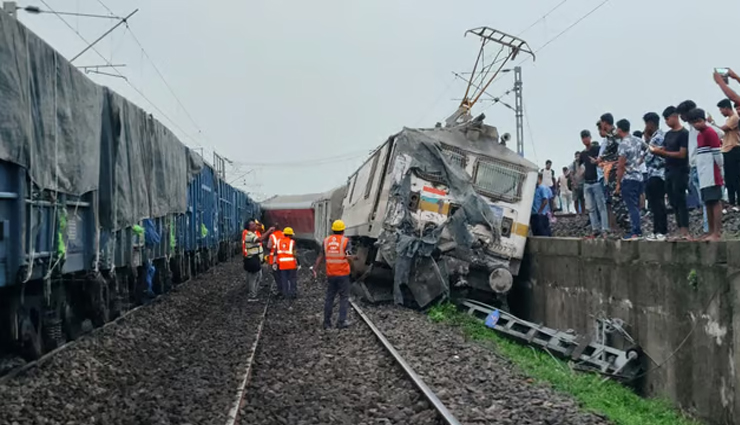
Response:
[20,312,43,360]
[109,272,122,320]
[90,275,110,327]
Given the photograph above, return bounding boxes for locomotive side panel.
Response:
[342,141,392,238]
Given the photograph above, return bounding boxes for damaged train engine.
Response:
[342,117,538,309]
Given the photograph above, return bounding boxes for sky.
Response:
[14,0,740,200]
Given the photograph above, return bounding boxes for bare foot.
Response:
[697,234,711,241]
[705,234,721,242]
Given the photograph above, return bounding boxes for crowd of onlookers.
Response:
[530,69,740,241]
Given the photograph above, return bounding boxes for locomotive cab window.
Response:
[443,150,466,169]
[347,174,358,204]
[364,152,381,199]
[473,159,526,203]
[440,144,468,174]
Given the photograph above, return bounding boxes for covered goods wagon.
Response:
[0,12,257,363]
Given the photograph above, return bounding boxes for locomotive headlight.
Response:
[489,267,513,294]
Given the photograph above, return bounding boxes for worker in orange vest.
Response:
[254,220,264,257]
[266,225,285,296]
[276,227,299,299]
[312,220,355,329]
[242,219,274,301]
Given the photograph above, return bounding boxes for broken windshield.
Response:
[473,159,525,203]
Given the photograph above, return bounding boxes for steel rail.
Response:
[225,293,271,425]
[349,300,462,425]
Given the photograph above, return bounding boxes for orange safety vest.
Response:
[242,230,262,258]
[267,230,284,265]
[241,229,249,257]
[276,237,297,270]
[323,235,350,277]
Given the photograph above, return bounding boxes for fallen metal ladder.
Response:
[459,299,642,380]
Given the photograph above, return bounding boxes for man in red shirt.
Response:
[688,108,724,241]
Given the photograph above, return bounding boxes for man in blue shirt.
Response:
[615,119,645,239]
[530,173,553,236]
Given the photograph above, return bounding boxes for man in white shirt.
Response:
[558,167,573,213]
[541,160,556,211]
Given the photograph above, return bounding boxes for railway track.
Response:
[0,301,148,384]
[0,263,613,425]
[235,275,462,425]
[0,265,212,383]
[0,260,270,425]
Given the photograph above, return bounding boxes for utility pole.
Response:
[514,66,524,157]
[3,1,17,18]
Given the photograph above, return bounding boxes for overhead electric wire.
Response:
[414,76,458,127]
[95,0,209,147]
[126,27,209,146]
[517,0,570,36]
[480,0,613,114]
[470,45,504,102]
[38,0,204,149]
[451,71,515,110]
[522,100,539,163]
[526,0,612,63]
[19,7,122,20]
[94,0,115,16]
[467,0,571,78]
[234,150,372,168]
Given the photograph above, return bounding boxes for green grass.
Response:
[427,303,701,425]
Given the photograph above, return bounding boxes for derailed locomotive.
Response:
[341,119,538,308]
[262,118,538,309]
[0,13,258,363]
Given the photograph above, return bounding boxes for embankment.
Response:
[511,238,740,425]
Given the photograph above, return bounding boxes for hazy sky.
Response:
[16,0,740,199]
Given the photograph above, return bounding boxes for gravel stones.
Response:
[364,304,611,425]
[0,260,266,425]
[0,259,617,425]
[238,270,443,425]
[552,208,740,239]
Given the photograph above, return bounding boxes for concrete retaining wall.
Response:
[514,238,740,425]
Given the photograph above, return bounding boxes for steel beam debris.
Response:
[459,298,643,380]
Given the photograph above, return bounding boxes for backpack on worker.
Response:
[243,255,261,273]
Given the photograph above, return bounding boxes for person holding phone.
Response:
[579,129,610,237]
[650,106,691,240]
[709,98,740,211]
[714,69,740,110]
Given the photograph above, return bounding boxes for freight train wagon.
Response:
[340,119,538,308]
[260,186,347,250]
[0,12,257,363]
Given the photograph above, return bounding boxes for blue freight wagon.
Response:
[0,12,258,362]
